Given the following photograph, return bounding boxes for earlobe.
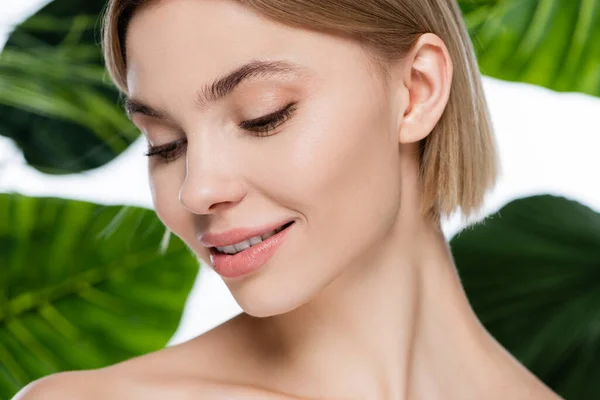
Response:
[396,33,453,144]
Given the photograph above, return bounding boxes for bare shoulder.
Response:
[10,366,277,400]
[10,345,215,400]
[11,370,107,400]
[104,313,303,399]
[13,314,300,400]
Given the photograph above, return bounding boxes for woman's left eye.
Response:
[239,102,297,137]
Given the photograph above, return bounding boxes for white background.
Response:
[1,0,599,345]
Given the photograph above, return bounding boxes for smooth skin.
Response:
[15,0,562,399]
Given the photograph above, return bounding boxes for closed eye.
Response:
[239,101,297,137]
[144,137,187,163]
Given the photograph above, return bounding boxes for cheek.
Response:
[254,90,401,266]
[310,115,400,242]
[149,163,183,228]
[149,164,211,263]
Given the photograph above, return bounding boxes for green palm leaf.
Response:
[451,195,600,399]
[0,0,137,175]
[459,0,600,97]
[0,194,200,399]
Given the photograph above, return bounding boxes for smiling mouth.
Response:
[213,221,295,255]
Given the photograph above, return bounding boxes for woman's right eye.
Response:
[144,138,188,163]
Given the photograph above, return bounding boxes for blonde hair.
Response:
[101,0,499,226]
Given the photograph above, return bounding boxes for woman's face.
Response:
[126,0,407,316]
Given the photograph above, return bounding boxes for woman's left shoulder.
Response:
[11,369,113,400]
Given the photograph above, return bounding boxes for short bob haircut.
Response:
[101,0,499,227]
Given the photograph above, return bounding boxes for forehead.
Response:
[124,0,375,98]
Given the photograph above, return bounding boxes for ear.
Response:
[395,33,453,144]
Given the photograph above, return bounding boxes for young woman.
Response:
[16,0,562,398]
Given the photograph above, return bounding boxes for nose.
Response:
[178,144,245,215]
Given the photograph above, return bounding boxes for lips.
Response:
[213,221,294,255]
[199,219,295,248]
[209,221,295,278]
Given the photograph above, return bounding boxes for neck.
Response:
[239,208,550,399]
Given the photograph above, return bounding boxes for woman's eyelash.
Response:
[144,102,297,162]
[239,102,297,137]
[144,138,187,163]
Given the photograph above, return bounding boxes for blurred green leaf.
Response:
[0,0,138,175]
[451,195,600,399]
[459,0,600,97]
[0,194,199,399]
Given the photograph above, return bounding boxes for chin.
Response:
[230,284,308,318]
[225,270,319,319]
[235,300,298,319]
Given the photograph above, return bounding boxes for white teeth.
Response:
[221,245,237,254]
[249,236,262,246]
[215,224,289,255]
[233,241,251,252]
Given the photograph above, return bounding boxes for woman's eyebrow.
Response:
[124,59,308,120]
[124,99,169,120]
[196,59,307,109]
